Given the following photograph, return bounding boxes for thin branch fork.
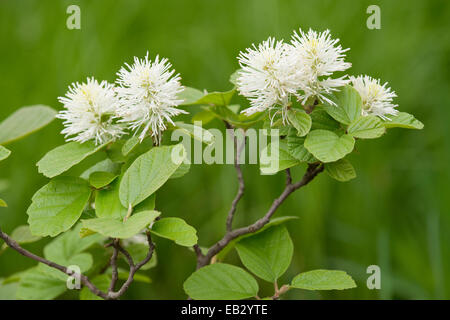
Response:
[0,227,155,300]
[196,163,324,268]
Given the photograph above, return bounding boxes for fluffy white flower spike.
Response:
[57,77,123,145]
[237,37,301,121]
[116,53,186,144]
[289,29,351,104]
[350,75,399,120]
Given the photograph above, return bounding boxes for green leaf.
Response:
[183,263,259,300]
[196,89,235,106]
[27,177,92,237]
[39,224,102,281]
[175,122,215,145]
[82,210,160,239]
[119,144,185,207]
[89,171,118,189]
[80,274,110,300]
[122,136,140,156]
[260,140,302,175]
[37,141,110,178]
[304,130,355,163]
[207,105,264,128]
[178,87,205,106]
[217,216,299,261]
[0,145,11,161]
[170,161,191,179]
[322,86,363,125]
[286,128,316,163]
[287,109,312,137]
[310,108,341,131]
[236,225,293,282]
[1,225,41,251]
[80,158,119,180]
[263,118,290,136]
[16,267,66,300]
[291,269,357,290]
[0,105,56,145]
[124,244,157,270]
[150,217,197,247]
[192,109,216,125]
[95,179,127,219]
[0,199,6,207]
[383,112,424,129]
[0,282,18,300]
[348,115,385,139]
[229,69,241,86]
[325,159,356,182]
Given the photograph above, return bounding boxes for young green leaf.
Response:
[383,112,424,129]
[0,145,11,161]
[286,109,312,137]
[175,122,215,145]
[191,109,216,125]
[0,199,6,207]
[82,210,160,239]
[310,108,341,131]
[119,144,185,207]
[178,87,205,105]
[0,105,56,145]
[260,140,302,175]
[322,86,363,125]
[122,136,141,156]
[304,130,355,163]
[150,217,197,247]
[170,161,191,179]
[236,225,293,282]
[16,267,66,300]
[325,159,357,182]
[286,128,316,163]
[229,69,241,86]
[347,115,385,139]
[291,269,357,290]
[89,171,118,189]
[95,179,128,219]
[217,216,299,261]
[37,141,110,178]
[27,177,92,237]
[80,158,120,180]
[183,263,259,300]
[195,89,235,106]
[1,225,41,251]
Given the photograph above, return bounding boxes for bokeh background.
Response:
[1,0,449,299]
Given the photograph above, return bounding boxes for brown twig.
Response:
[197,163,324,268]
[108,239,120,292]
[0,227,155,300]
[226,127,246,232]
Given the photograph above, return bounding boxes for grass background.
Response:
[0,0,449,299]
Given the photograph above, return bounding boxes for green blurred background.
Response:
[1,0,449,299]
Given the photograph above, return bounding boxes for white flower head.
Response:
[57,77,123,145]
[289,29,351,104]
[350,75,399,120]
[116,52,186,144]
[237,37,301,122]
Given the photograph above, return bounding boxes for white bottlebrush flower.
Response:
[116,53,186,144]
[237,37,301,122]
[57,77,124,145]
[350,75,399,120]
[289,29,351,105]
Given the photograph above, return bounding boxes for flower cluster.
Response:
[236,28,398,121]
[58,53,185,145]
